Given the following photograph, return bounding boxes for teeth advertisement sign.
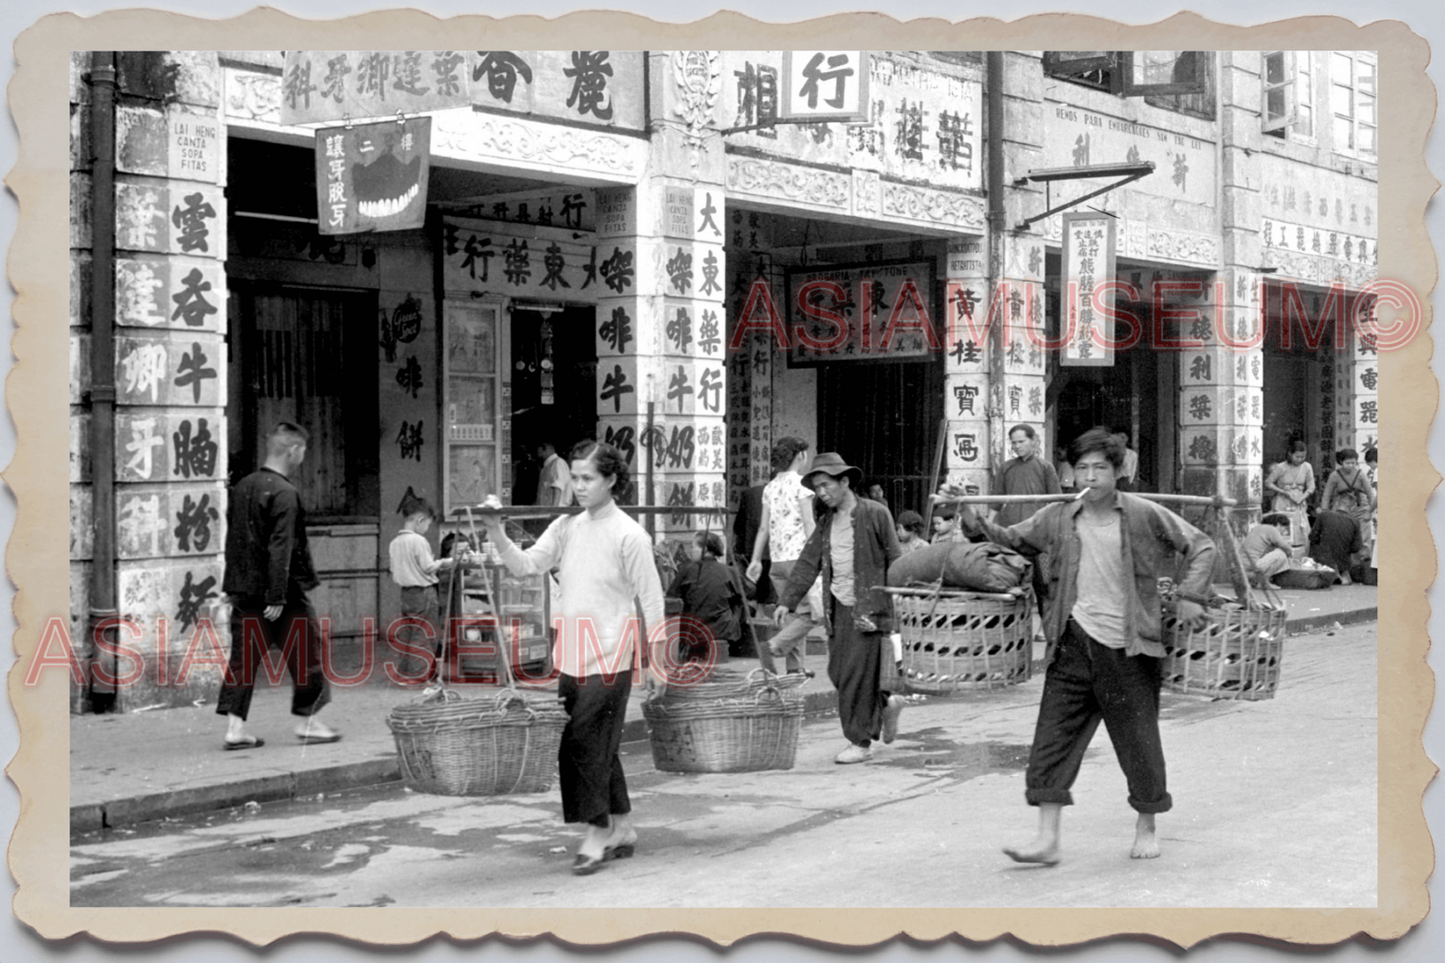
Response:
[315,117,431,235]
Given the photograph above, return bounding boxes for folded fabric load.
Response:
[886,540,1031,593]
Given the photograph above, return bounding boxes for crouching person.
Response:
[949,427,1215,863]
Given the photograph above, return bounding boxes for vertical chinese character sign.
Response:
[1060,212,1117,368]
[779,51,870,123]
[316,117,431,235]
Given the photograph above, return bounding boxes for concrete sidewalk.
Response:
[70,584,1376,834]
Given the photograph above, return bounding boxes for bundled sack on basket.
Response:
[885,539,1031,593]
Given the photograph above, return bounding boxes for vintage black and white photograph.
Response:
[7,6,1435,951]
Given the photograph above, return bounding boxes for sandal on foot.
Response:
[223,735,264,751]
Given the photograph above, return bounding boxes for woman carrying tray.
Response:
[478,440,666,876]
[947,427,1215,865]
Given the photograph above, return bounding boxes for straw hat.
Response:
[802,452,864,491]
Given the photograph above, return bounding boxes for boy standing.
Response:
[951,427,1215,863]
[388,495,456,684]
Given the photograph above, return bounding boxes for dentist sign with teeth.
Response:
[315,116,432,235]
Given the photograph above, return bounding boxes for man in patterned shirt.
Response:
[747,437,819,676]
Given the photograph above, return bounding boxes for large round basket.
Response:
[1161,602,1287,700]
[886,587,1034,694]
[387,688,568,796]
[643,685,803,774]
[661,666,808,701]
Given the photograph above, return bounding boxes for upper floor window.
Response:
[1044,51,1215,120]
[1330,51,1376,158]
[1262,51,1315,141]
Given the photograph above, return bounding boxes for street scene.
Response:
[71,601,1376,908]
[64,47,1388,913]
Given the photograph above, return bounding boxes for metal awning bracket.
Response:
[1011,161,1155,231]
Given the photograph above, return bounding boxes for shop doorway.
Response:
[509,305,598,504]
[228,282,380,518]
[818,359,944,519]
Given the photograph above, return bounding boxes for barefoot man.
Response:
[949,427,1215,863]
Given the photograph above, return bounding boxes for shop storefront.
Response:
[69,47,1379,712]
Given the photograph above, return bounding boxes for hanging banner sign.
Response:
[1061,212,1118,367]
[785,259,938,365]
[316,117,431,235]
[280,50,472,125]
[779,51,870,123]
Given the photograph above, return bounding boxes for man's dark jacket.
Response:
[779,496,901,633]
[222,467,319,606]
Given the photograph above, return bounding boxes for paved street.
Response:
[71,621,1376,909]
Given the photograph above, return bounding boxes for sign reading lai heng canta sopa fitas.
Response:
[315,117,431,235]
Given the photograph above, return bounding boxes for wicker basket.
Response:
[661,666,808,701]
[1160,602,1287,700]
[886,586,1034,694]
[387,687,568,796]
[643,685,803,773]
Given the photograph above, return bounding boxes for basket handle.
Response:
[753,685,783,706]
[491,688,537,721]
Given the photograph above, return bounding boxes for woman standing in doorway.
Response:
[1265,440,1316,556]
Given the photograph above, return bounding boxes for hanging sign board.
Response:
[785,259,937,365]
[316,117,431,235]
[779,51,870,123]
[1060,212,1118,367]
[280,50,472,125]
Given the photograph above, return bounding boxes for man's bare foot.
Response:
[1131,813,1160,859]
[1003,838,1060,866]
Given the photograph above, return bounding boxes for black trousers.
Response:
[827,602,890,747]
[216,594,331,722]
[1024,620,1172,814]
[558,670,632,826]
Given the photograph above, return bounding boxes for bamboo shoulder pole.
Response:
[930,491,1237,508]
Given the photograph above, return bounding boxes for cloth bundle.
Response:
[886,539,1031,592]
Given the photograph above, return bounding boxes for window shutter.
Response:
[1262,51,1297,134]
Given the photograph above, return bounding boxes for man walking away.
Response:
[747,437,820,676]
[217,422,340,750]
[774,453,904,764]
[951,427,1214,863]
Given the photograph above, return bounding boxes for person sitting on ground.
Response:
[1242,512,1293,586]
[1309,509,1364,586]
[668,532,745,665]
[895,510,930,554]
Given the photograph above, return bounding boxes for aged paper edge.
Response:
[6,6,1437,949]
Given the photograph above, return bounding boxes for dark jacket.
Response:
[222,467,319,605]
[732,483,773,603]
[970,492,1215,664]
[668,557,745,644]
[780,496,901,633]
